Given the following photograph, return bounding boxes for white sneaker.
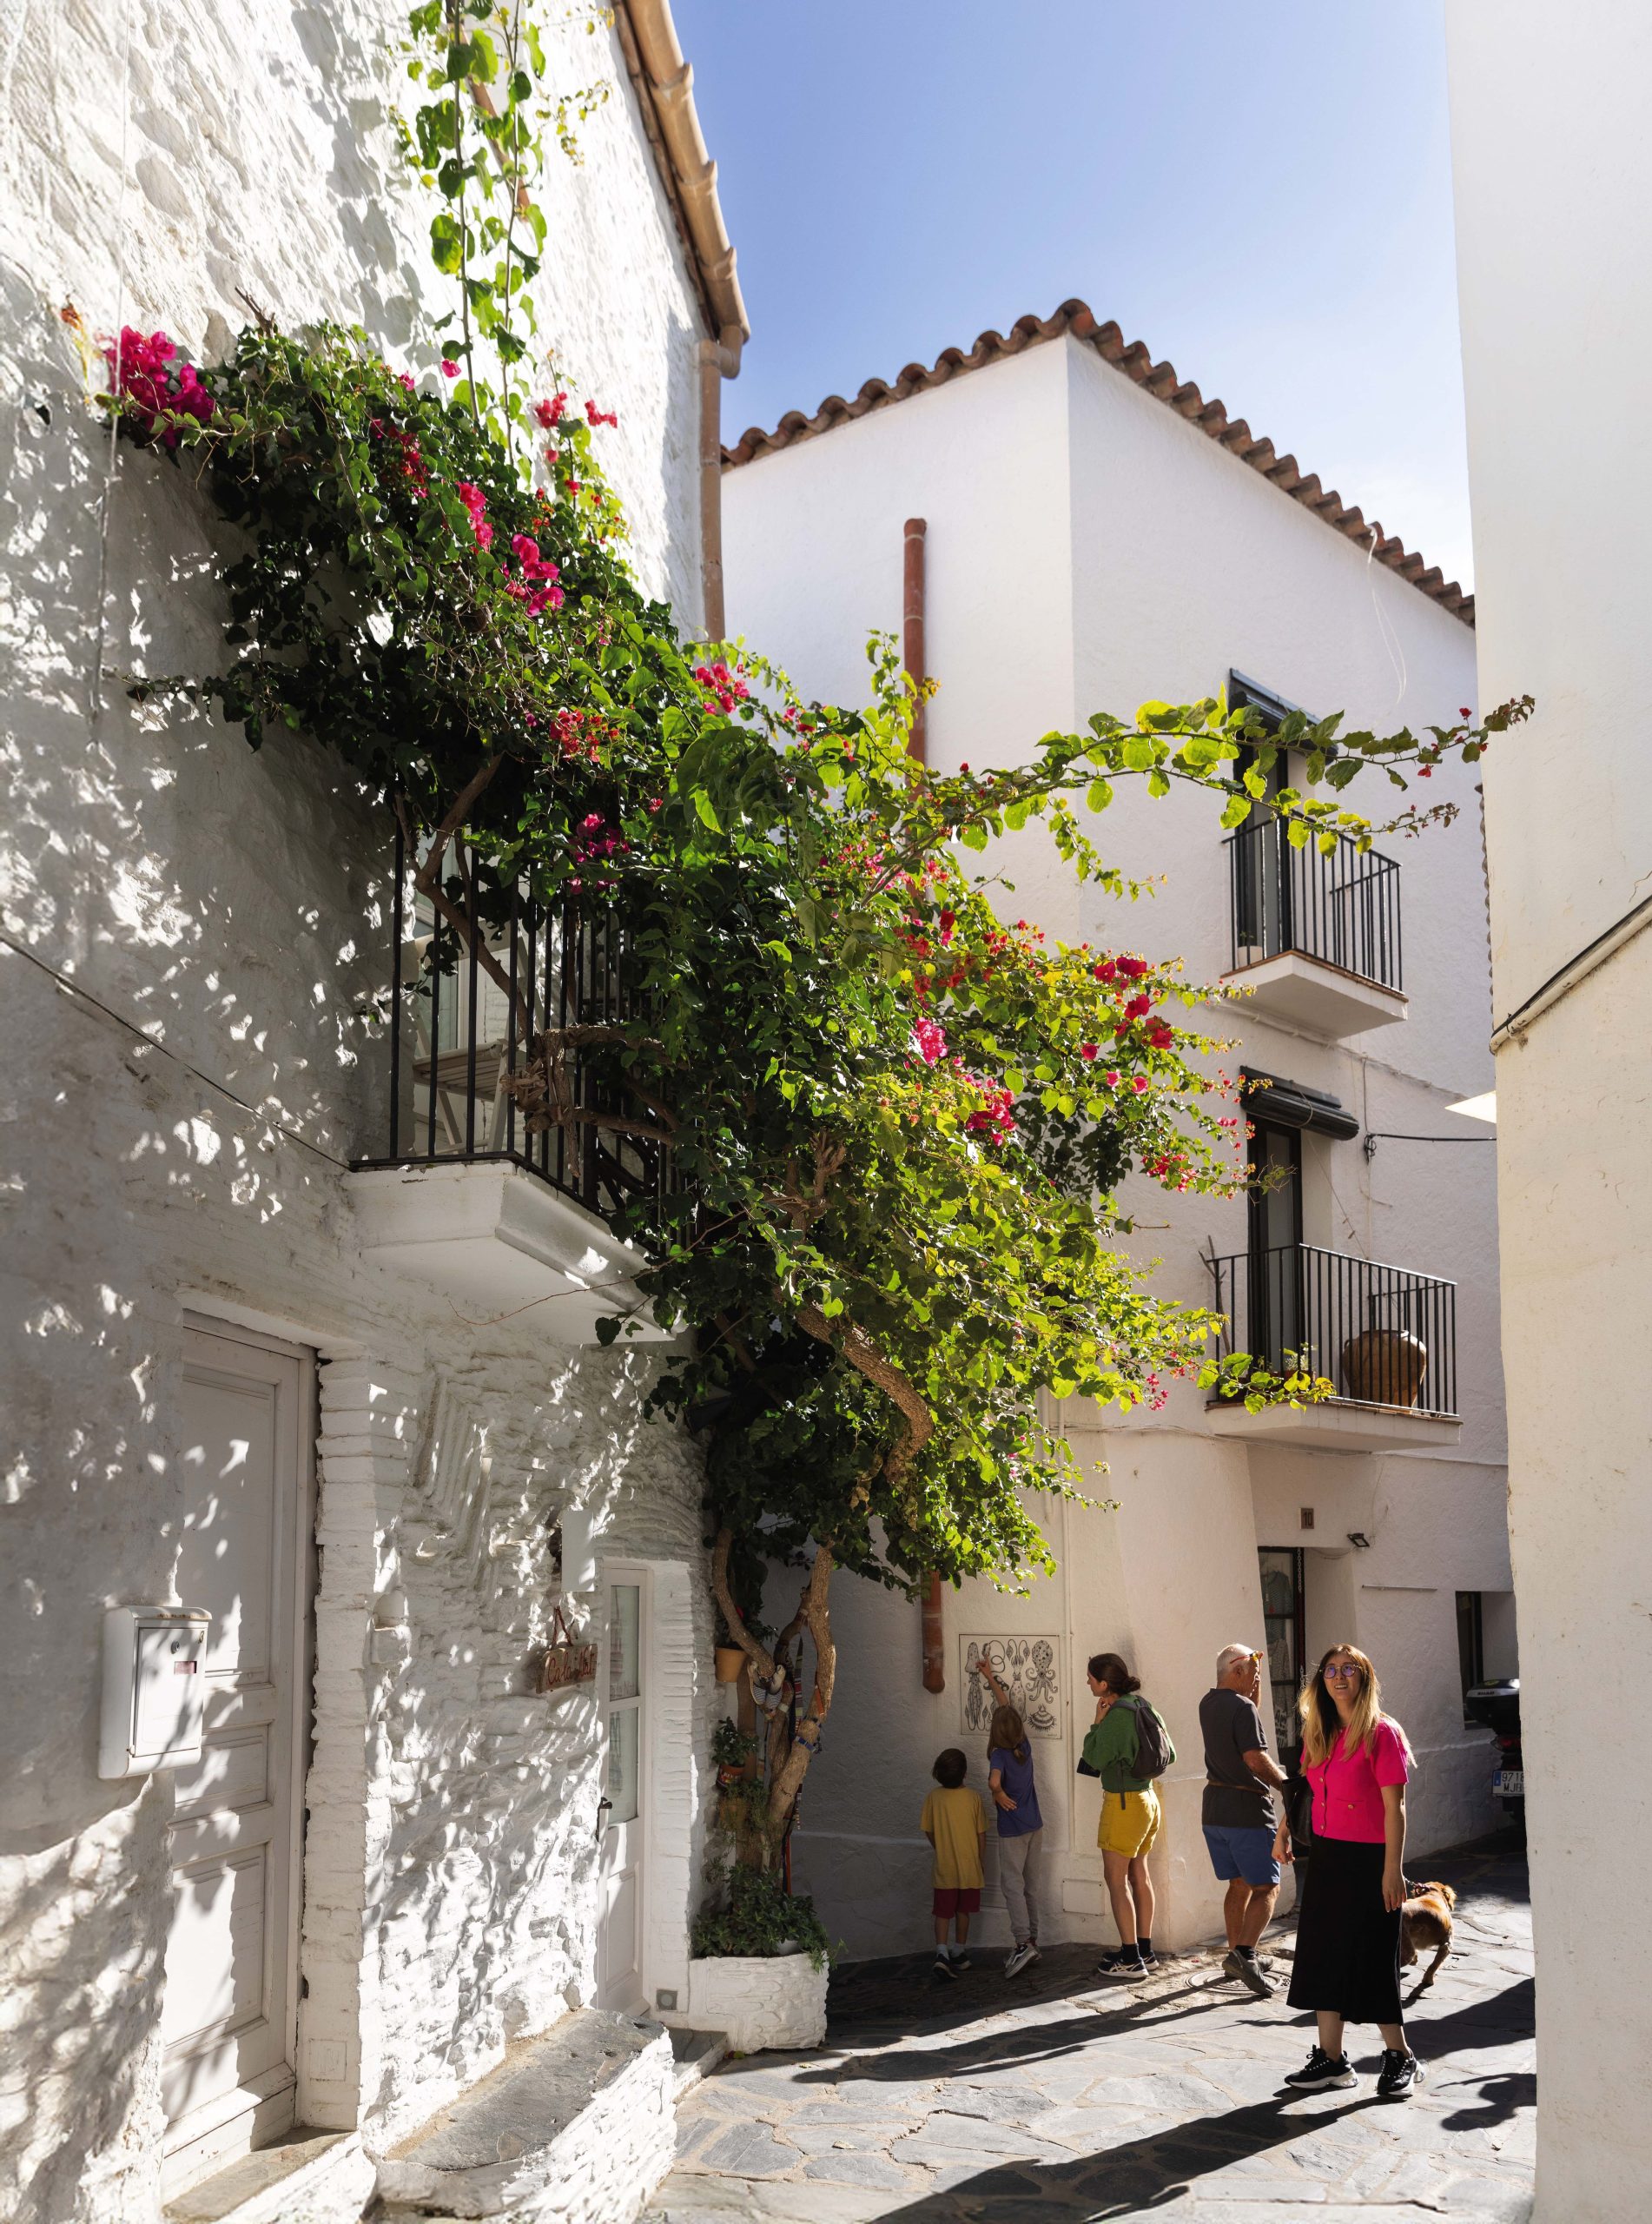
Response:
[1004,1943,1037,1978]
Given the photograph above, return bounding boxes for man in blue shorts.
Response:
[1200,1642,1291,1998]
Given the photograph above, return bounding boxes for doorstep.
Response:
[376,2008,676,2222]
[163,2129,370,2224]
[668,2026,728,2102]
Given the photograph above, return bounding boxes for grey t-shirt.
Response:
[1199,1687,1276,1830]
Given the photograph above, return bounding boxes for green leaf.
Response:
[1085,778,1113,814]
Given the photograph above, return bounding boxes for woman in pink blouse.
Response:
[1272,1643,1424,2101]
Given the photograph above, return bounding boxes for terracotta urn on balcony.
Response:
[1340,1327,1429,1408]
[714,1645,746,1685]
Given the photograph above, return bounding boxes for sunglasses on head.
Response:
[1323,1660,1364,1681]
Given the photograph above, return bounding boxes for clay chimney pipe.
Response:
[903,517,927,763]
[921,1571,945,1693]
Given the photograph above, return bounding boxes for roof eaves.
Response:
[723,297,1472,625]
[614,1,748,344]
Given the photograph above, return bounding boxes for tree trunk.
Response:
[710,1528,836,1867]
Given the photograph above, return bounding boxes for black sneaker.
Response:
[1094,1951,1147,1982]
[949,1952,972,1971]
[1284,2046,1357,2091]
[933,1952,960,1981]
[1377,2049,1424,2100]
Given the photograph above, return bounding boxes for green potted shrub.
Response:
[687,1863,832,2053]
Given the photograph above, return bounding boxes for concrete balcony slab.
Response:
[1221,950,1407,1039]
[1205,1396,1462,1452]
[348,1160,670,1346]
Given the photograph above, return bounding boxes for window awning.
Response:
[1240,1068,1360,1142]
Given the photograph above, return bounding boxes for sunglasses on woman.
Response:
[1323,1661,1364,1682]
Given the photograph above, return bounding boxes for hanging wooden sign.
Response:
[541,1605,598,1691]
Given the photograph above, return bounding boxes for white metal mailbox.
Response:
[98,1605,212,1780]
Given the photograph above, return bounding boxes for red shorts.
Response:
[932,1887,981,1916]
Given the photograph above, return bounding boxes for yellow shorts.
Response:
[1098,1784,1160,1859]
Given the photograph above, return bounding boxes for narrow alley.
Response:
[649,1839,1532,2223]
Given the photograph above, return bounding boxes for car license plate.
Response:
[1494,1770,1524,1796]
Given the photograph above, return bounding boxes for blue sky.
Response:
[675,0,1473,590]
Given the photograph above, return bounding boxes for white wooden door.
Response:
[162,1322,311,2175]
[596,1570,648,2013]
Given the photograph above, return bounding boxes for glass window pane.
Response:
[609,1585,640,1701]
[606,1705,639,1825]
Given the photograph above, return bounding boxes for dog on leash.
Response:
[1399,1879,1457,1989]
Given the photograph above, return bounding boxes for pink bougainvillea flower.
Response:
[911,1017,948,1067]
[440,359,459,378]
[535,393,569,428]
[1124,993,1153,1020]
[1079,1043,1099,1061]
[1116,956,1150,980]
[585,399,618,427]
[453,480,493,551]
[1132,1076,1149,1094]
[1104,1070,1122,1089]
[396,371,416,392]
[1093,959,1117,983]
[104,327,215,447]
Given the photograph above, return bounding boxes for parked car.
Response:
[1465,1678,1523,1837]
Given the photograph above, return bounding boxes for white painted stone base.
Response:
[685,1954,829,2054]
[375,2011,675,2222]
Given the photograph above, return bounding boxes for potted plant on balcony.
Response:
[688,1862,832,2054]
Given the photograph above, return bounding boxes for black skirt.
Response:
[1286,1837,1403,2024]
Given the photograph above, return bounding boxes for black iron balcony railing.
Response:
[354,825,672,1221]
[1207,1241,1457,1417]
[1226,819,1402,991]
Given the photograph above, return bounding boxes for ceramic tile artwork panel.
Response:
[960,1636,1063,1740]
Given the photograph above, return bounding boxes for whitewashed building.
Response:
[1448,6,1652,2216]
[723,301,1517,1961]
[0,6,745,2221]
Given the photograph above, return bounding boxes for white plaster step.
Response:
[377,2009,676,2221]
[666,2026,728,2100]
[162,2128,370,2224]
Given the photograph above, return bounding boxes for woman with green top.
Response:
[1081,1651,1165,1980]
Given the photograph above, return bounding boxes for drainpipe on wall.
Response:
[903,517,928,762]
[700,328,742,639]
[922,1572,945,1693]
[909,513,938,1689]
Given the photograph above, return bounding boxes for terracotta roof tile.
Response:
[723,297,1472,625]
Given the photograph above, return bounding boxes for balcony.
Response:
[1205,1242,1460,1450]
[1222,821,1406,1038]
[347,831,675,1345]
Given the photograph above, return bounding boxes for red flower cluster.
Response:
[454,480,492,551]
[506,532,564,614]
[104,328,215,447]
[585,399,618,427]
[965,1080,1017,1145]
[693,660,750,716]
[543,707,615,764]
[367,418,429,497]
[535,393,569,429]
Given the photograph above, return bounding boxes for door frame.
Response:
[163,1312,318,2187]
[596,1558,654,2016]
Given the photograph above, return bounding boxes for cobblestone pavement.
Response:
[644,1836,1533,2224]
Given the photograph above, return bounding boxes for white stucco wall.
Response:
[728,328,1510,1962]
[0,8,718,2221]
[1447,6,1652,2215]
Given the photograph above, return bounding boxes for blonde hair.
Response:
[1298,1642,1413,1768]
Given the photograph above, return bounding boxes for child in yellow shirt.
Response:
[921,1748,988,1979]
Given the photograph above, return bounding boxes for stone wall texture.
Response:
[685,1956,830,2056]
[0,5,718,2220]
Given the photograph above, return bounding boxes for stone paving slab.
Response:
[644,1834,1533,2224]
